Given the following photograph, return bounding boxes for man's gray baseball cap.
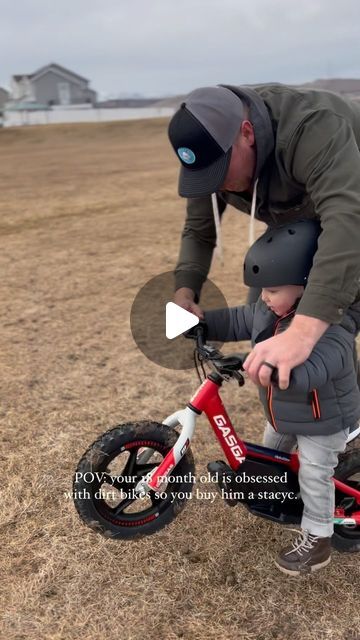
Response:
[168,86,244,198]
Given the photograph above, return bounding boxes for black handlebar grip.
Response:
[183,321,208,340]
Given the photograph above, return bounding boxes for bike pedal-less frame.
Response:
[135,331,360,527]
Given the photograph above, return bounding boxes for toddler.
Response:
[203,220,360,575]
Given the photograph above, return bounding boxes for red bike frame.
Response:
[139,376,360,525]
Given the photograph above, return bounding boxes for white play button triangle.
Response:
[165,302,199,339]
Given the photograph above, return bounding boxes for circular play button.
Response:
[130,271,228,369]
[165,302,199,339]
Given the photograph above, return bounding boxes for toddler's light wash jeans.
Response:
[263,422,350,537]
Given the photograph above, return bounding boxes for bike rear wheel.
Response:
[73,421,195,539]
[332,450,360,552]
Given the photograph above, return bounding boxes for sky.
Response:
[1,0,360,98]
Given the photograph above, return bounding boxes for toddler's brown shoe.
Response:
[274,528,331,575]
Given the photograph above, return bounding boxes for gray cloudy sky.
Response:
[1,0,359,97]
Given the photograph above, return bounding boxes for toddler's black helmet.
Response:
[243,219,321,288]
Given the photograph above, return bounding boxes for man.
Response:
[167,84,360,390]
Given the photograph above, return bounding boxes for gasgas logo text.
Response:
[213,415,246,463]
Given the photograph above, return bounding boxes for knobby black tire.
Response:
[332,449,360,552]
[73,421,195,539]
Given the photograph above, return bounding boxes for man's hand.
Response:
[174,287,204,319]
[243,315,329,389]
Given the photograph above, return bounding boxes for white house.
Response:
[11,63,97,106]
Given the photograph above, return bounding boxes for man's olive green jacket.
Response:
[174,84,360,326]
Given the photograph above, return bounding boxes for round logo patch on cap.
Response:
[177,147,196,164]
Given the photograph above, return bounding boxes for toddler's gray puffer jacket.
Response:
[204,299,360,435]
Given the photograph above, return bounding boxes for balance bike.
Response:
[73,327,360,552]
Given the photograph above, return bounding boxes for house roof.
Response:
[13,74,31,81]
[32,63,89,83]
[12,63,89,84]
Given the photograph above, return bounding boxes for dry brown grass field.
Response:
[0,119,359,640]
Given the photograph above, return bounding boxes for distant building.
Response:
[11,63,97,106]
[0,87,9,110]
[301,78,360,98]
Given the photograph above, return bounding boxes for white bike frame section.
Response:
[134,407,197,495]
[348,423,360,443]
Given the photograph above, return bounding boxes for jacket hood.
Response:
[220,84,275,179]
[212,85,275,260]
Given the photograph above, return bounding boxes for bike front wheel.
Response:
[73,421,195,539]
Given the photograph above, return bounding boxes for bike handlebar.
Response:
[187,325,247,384]
[188,325,279,385]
